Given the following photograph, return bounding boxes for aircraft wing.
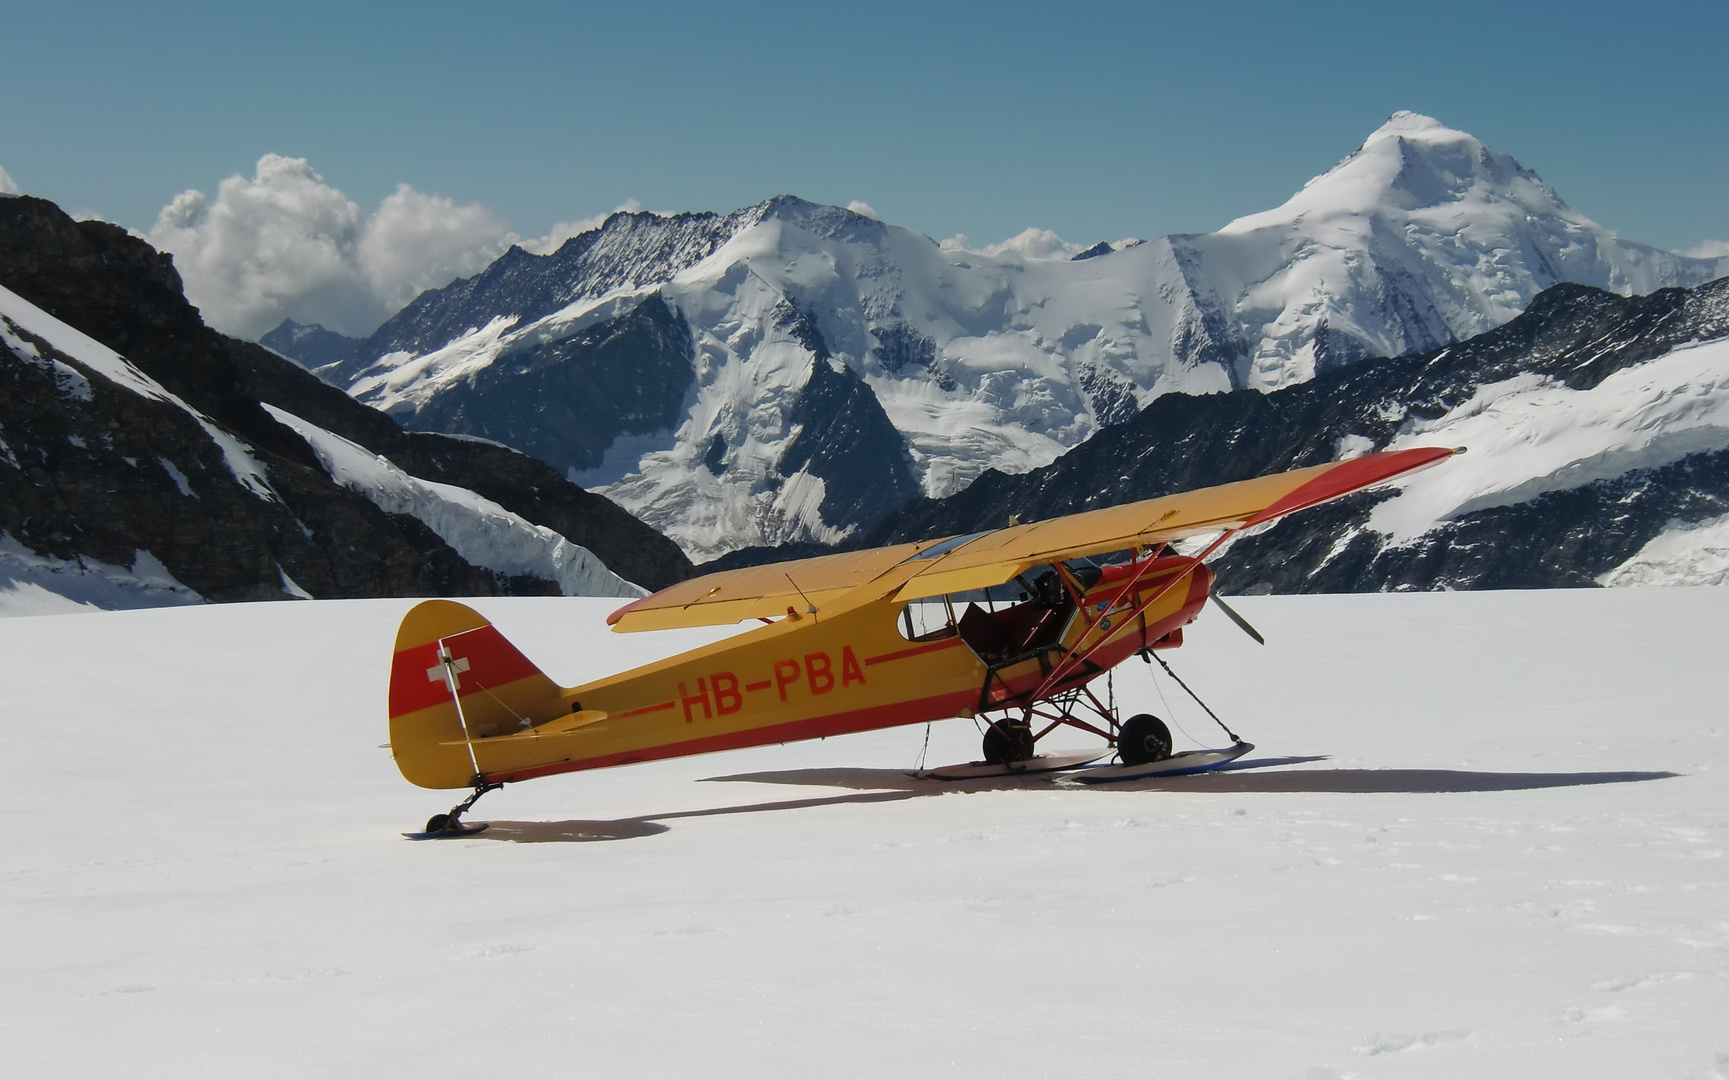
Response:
[605,542,930,632]
[607,446,1456,632]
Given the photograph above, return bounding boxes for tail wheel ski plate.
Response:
[919,750,1106,780]
[1069,741,1255,784]
[402,822,491,841]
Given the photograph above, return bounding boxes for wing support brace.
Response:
[1028,527,1239,703]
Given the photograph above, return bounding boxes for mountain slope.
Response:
[288,115,1726,561]
[1,279,505,606]
[872,276,1729,591]
[0,195,690,611]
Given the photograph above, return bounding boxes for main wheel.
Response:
[982,720,1036,764]
[424,813,452,834]
[1117,713,1172,765]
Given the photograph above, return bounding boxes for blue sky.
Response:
[3,0,1724,252]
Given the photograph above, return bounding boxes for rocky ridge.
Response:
[0,195,691,610]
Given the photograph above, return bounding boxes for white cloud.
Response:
[1677,239,1729,259]
[518,200,642,256]
[939,226,1084,261]
[0,164,19,195]
[846,200,878,220]
[149,155,519,340]
[359,184,515,313]
[984,227,1086,260]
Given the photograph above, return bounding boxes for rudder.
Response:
[388,600,567,789]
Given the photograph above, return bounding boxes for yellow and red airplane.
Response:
[387,447,1456,835]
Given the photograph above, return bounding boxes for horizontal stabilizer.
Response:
[439,709,609,746]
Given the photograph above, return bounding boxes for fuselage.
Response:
[389,555,1211,789]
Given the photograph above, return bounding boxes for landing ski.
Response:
[918,750,1106,781]
[1067,741,1255,784]
[402,822,491,840]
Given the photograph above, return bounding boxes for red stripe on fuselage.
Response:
[487,687,981,784]
[613,701,676,719]
[863,637,964,666]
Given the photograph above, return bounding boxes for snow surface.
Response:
[264,406,643,598]
[2,589,1724,1078]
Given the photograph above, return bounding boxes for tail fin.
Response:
[388,600,566,789]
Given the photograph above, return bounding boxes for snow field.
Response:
[0,589,1725,1078]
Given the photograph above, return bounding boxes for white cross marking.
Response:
[427,652,471,693]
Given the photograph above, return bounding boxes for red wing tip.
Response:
[1242,446,1455,529]
[605,598,642,626]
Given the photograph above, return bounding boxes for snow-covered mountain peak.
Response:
[752,194,887,240]
[1198,112,1724,391]
[1377,108,1448,133]
[1223,111,1562,232]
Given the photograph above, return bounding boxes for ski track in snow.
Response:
[1,589,1725,1078]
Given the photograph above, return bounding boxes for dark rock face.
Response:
[0,313,500,601]
[349,205,770,371]
[872,321,937,375]
[779,358,921,536]
[858,276,1729,590]
[1215,450,1729,593]
[404,293,696,477]
[260,319,363,372]
[0,195,694,599]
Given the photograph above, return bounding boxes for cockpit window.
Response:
[897,599,958,641]
[905,531,990,562]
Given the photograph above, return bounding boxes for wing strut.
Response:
[1028,527,1240,703]
[1147,650,1243,745]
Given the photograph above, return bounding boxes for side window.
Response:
[897,600,957,641]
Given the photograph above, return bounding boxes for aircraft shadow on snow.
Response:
[469,756,1678,844]
[475,791,918,844]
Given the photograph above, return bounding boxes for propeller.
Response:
[1209,592,1265,645]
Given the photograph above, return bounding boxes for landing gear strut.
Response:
[418,781,502,838]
